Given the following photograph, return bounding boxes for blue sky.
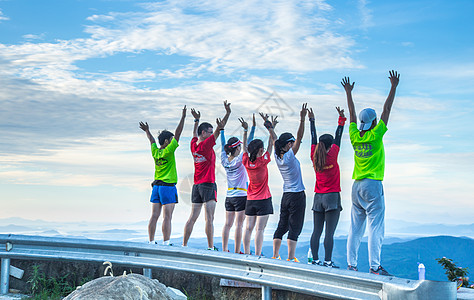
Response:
[0,0,473,230]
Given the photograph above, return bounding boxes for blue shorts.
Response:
[150,185,178,205]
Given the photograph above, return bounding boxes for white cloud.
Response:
[357,0,374,30]
[0,9,9,22]
[22,34,45,41]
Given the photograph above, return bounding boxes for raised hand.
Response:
[252,113,256,127]
[181,105,187,118]
[271,115,279,128]
[239,117,248,130]
[259,112,269,122]
[336,106,345,118]
[139,121,149,132]
[389,70,400,88]
[191,108,201,120]
[341,76,355,93]
[216,118,226,130]
[300,103,308,120]
[308,108,315,120]
[224,100,231,114]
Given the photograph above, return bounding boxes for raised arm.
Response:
[380,70,400,126]
[248,113,256,144]
[334,107,346,147]
[213,100,231,140]
[174,105,187,142]
[191,108,200,138]
[239,117,249,153]
[259,113,278,142]
[341,77,357,124]
[220,129,226,152]
[292,103,307,155]
[139,122,156,145]
[308,108,317,145]
[264,116,278,155]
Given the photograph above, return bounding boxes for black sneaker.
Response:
[323,261,340,268]
[207,246,219,251]
[347,265,358,271]
[370,266,392,276]
[312,260,323,266]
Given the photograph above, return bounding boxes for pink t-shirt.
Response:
[311,144,341,193]
[191,135,216,184]
[243,152,272,200]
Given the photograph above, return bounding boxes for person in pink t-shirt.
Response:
[241,115,277,256]
[182,101,231,250]
[309,107,346,268]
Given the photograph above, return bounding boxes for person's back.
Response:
[342,71,399,276]
[275,148,305,193]
[191,134,216,184]
[349,119,387,181]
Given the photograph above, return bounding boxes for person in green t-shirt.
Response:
[139,105,186,246]
[342,71,400,276]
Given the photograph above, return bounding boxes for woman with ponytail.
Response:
[309,106,346,268]
[220,115,256,253]
[241,115,277,256]
[268,104,308,262]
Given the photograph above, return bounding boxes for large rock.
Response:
[64,274,185,300]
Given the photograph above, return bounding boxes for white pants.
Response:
[346,179,385,270]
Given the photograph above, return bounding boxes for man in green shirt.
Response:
[342,71,400,276]
[139,106,186,245]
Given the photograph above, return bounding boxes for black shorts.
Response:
[191,183,217,204]
[312,192,342,212]
[245,198,273,216]
[225,196,247,212]
[273,191,306,241]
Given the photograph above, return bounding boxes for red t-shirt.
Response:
[311,144,341,193]
[191,135,216,184]
[243,151,272,200]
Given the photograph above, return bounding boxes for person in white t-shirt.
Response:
[264,104,308,262]
[220,115,256,253]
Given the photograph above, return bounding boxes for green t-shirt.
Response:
[151,138,179,184]
[349,120,388,181]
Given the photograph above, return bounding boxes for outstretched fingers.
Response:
[139,121,149,131]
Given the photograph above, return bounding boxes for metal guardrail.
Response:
[0,234,456,299]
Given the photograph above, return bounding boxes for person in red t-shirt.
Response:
[182,101,231,250]
[242,115,277,256]
[309,107,346,268]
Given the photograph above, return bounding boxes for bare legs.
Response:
[272,238,297,260]
[183,201,216,248]
[243,215,269,255]
[234,211,245,253]
[222,210,246,252]
[148,202,175,242]
[148,203,162,242]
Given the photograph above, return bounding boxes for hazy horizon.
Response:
[1,1,473,227]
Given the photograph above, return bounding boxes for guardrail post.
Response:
[262,285,272,300]
[143,268,152,279]
[1,258,10,295]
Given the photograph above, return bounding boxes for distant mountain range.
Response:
[177,235,474,282]
[1,217,473,282]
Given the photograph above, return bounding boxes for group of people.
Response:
[139,71,400,276]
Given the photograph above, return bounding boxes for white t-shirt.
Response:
[221,150,248,197]
[275,148,305,193]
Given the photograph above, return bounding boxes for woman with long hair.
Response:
[220,115,256,253]
[242,115,277,256]
[309,106,346,268]
[268,104,308,262]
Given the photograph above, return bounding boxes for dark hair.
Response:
[275,132,295,158]
[158,130,174,146]
[313,134,334,172]
[224,137,240,156]
[198,122,213,136]
[247,139,264,162]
